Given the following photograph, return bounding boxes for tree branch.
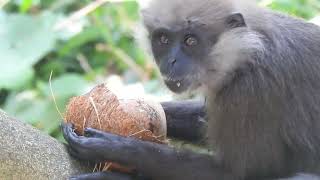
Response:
[0,109,91,179]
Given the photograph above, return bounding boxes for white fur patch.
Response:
[202,28,265,92]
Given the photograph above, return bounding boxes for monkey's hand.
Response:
[62,122,217,180]
[62,122,131,163]
[63,123,153,180]
[62,122,157,166]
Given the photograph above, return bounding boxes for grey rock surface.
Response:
[0,110,90,180]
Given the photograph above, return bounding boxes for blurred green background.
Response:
[0,0,319,142]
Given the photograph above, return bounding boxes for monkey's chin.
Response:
[164,79,190,94]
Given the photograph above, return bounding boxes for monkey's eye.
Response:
[159,34,169,45]
[184,35,198,46]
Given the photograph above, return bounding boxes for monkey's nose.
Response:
[170,58,177,65]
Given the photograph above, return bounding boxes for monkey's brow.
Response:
[184,18,207,28]
[149,19,207,33]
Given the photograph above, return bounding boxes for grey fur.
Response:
[143,0,320,179]
[279,174,320,180]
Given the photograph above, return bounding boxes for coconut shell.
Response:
[64,84,167,172]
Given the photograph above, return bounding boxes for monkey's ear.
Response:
[226,13,246,28]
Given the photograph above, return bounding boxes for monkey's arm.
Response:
[62,123,224,180]
[161,100,207,142]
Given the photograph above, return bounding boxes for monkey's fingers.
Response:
[84,127,109,138]
[61,122,93,152]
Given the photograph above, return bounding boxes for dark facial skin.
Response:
[150,22,216,93]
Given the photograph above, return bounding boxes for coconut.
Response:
[64,84,167,172]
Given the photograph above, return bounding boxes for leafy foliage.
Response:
[0,0,319,140]
[0,12,58,89]
[259,0,320,19]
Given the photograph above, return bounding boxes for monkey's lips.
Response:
[164,78,190,93]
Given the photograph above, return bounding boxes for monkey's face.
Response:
[142,0,248,93]
[150,26,216,93]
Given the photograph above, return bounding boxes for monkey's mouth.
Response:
[164,78,190,93]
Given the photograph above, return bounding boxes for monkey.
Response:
[62,0,320,179]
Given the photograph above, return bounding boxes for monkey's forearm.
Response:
[161,100,207,142]
[63,124,229,180]
[114,138,217,179]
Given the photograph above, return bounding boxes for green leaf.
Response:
[3,74,91,135]
[41,73,91,98]
[58,26,102,57]
[19,0,33,13]
[0,64,34,90]
[0,12,58,89]
[3,91,65,135]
